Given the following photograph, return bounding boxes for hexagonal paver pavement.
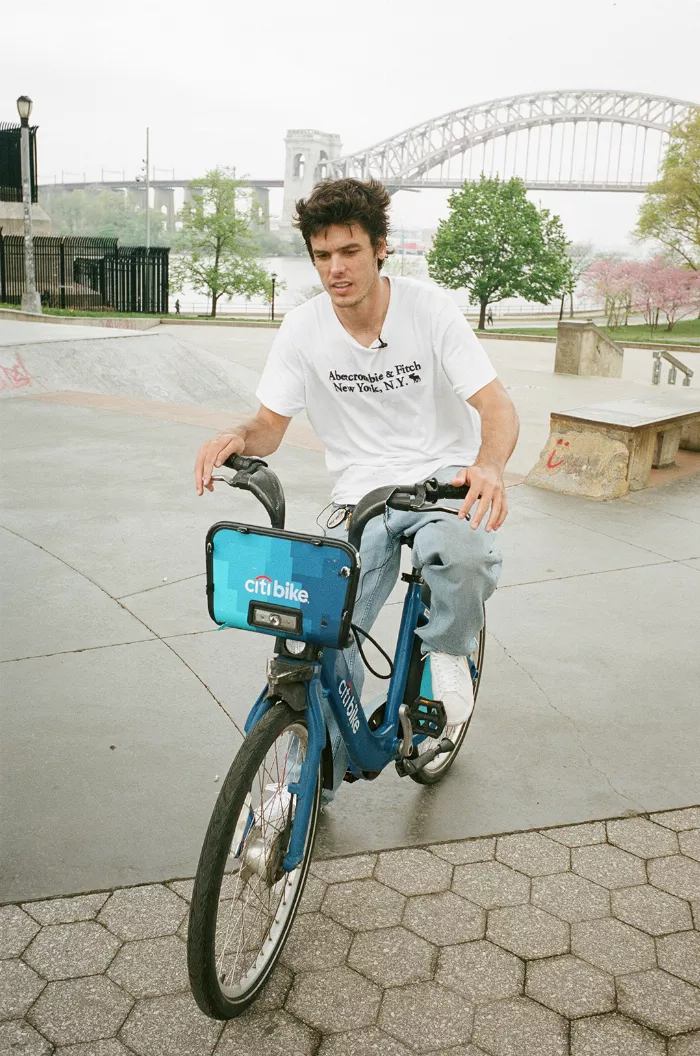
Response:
[120,991,222,1055]
[316,1025,413,1055]
[379,980,475,1052]
[617,968,700,1036]
[287,965,381,1033]
[311,853,376,883]
[572,844,647,888]
[22,893,110,927]
[280,912,352,973]
[0,959,46,1019]
[321,879,405,931]
[544,822,606,847]
[0,1020,53,1056]
[611,884,693,936]
[648,855,700,902]
[452,862,530,909]
[347,926,435,987]
[496,832,570,876]
[525,954,615,1018]
[403,891,485,945]
[435,939,524,1003]
[23,922,121,980]
[55,1042,133,1055]
[668,1033,700,1056]
[428,838,495,865]
[571,917,656,975]
[106,935,189,998]
[98,885,188,942]
[607,816,680,859]
[255,963,293,1012]
[216,1008,318,1056]
[657,930,700,987]
[653,807,700,831]
[472,996,568,1056]
[27,976,133,1046]
[298,873,327,914]
[374,849,452,895]
[679,830,700,863]
[0,905,40,958]
[530,872,610,924]
[571,1012,666,1055]
[487,905,569,960]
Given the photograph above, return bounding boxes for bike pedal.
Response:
[407,696,447,739]
[396,738,455,776]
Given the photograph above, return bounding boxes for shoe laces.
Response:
[430,652,462,694]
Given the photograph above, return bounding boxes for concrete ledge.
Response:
[0,308,161,330]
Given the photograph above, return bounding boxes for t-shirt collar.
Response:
[326,274,394,353]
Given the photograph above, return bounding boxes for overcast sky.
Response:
[3,0,699,249]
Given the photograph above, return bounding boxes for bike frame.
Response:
[243,577,428,870]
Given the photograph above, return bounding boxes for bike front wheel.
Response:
[188,702,321,1019]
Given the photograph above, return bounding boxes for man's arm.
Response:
[194,405,292,495]
[452,378,519,531]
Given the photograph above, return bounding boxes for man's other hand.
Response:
[451,464,508,532]
[195,433,245,495]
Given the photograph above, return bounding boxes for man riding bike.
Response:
[195,177,519,734]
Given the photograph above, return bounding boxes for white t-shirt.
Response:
[255,275,497,503]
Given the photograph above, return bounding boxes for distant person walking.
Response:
[175,299,181,315]
[486,309,494,327]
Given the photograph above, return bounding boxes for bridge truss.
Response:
[332,90,698,193]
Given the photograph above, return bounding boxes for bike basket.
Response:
[206,522,360,649]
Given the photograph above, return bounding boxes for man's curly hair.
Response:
[294,178,391,270]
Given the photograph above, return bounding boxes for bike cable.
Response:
[351,623,395,680]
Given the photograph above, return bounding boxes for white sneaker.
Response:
[429,652,475,726]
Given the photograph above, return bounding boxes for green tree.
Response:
[427,175,570,329]
[635,108,700,270]
[171,169,270,317]
[40,187,169,245]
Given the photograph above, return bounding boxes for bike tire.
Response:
[188,702,321,1019]
[408,614,486,786]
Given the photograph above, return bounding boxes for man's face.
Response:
[309,224,386,309]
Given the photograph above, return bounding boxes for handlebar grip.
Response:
[224,454,267,472]
[434,483,468,501]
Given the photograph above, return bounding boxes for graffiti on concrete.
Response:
[546,438,570,469]
[0,353,38,393]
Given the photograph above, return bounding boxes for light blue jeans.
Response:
[322,465,503,699]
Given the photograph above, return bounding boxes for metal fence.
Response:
[0,123,37,203]
[0,234,169,313]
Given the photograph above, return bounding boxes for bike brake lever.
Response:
[210,474,236,486]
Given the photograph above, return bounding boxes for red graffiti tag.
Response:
[0,353,37,392]
[546,438,570,469]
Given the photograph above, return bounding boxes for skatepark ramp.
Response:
[0,324,257,413]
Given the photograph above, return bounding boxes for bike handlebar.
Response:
[347,478,468,552]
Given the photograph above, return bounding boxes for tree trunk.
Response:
[558,293,565,321]
[569,292,574,318]
[210,292,219,318]
[479,301,487,330]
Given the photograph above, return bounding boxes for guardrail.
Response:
[652,349,694,387]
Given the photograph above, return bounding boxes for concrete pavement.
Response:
[1,317,699,1048]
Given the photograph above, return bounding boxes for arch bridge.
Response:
[331,90,698,193]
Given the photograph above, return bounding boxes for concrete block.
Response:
[653,426,682,468]
[555,321,624,378]
[526,428,630,499]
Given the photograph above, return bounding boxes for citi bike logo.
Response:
[244,574,309,604]
[338,679,360,734]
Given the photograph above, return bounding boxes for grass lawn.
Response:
[479,318,700,346]
[0,303,273,323]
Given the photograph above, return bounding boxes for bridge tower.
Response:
[281,129,342,226]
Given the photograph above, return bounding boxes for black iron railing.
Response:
[0,233,169,313]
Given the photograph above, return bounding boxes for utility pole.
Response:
[145,127,151,250]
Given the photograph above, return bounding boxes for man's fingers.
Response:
[451,467,468,487]
[194,448,207,495]
[214,436,242,468]
[458,483,480,520]
[494,492,509,530]
[485,492,502,533]
[471,488,493,530]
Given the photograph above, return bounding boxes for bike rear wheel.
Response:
[188,702,321,1019]
[409,614,486,785]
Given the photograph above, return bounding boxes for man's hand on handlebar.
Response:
[451,464,508,532]
[195,433,245,496]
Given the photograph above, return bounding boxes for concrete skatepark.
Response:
[1,315,699,1052]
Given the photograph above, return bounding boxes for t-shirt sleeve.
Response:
[255,317,307,417]
[436,299,497,399]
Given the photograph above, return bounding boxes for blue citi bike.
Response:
[188,455,486,1019]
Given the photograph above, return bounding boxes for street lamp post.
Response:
[270,272,277,322]
[16,95,42,314]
